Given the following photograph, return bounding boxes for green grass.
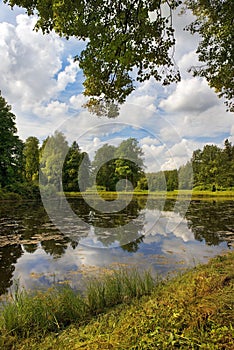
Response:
[0,269,155,348]
[63,189,234,201]
[0,252,234,349]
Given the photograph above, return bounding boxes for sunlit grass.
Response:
[0,268,156,346]
[0,252,234,349]
[63,189,234,200]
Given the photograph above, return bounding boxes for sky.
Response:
[0,1,233,172]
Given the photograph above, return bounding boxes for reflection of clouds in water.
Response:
[142,209,194,242]
[11,206,229,293]
[161,238,226,267]
[13,243,149,290]
[71,208,192,248]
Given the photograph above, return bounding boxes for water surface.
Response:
[0,197,233,295]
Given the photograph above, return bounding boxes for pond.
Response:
[0,196,233,296]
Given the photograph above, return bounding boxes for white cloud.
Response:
[177,50,200,79]
[173,8,200,59]
[70,94,88,109]
[140,136,161,146]
[57,57,80,91]
[229,125,234,144]
[34,100,69,119]
[0,3,232,171]
[159,78,219,113]
[0,15,64,106]
[0,12,82,140]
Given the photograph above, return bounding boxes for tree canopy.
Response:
[191,139,234,190]
[23,136,39,182]
[5,0,233,114]
[40,131,69,191]
[0,92,23,187]
[92,138,145,191]
[185,0,234,112]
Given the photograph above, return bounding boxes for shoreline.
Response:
[1,251,233,349]
[1,189,234,202]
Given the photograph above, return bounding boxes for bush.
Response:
[5,182,40,199]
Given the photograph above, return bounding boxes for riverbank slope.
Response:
[1,251,233,349]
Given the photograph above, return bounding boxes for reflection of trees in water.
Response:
[0,201,82,295]
[138,198,165,211]
[40,238,70,258]
[0,244,23,295]
[185,200,234,246]
[120,236,144,253]
[23,243,38,253]
[1,198,233,296]
[94,219,145,250]
[68,197,147,251]
[140,198,234,246]
[69,196,147,228]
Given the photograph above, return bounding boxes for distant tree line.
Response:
[0,92,91,197]
[0,92,146,196]
[0,92,233,198]
[191,140,234,190]
[147,140,234,191]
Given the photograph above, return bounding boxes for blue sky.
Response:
[0,1,233,172]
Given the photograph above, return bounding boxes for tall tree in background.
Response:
[23,136,39,183]
[178,161,193,189]
[0,92,23,187]
[191,141,234,190]
[40,131,69,191]
[220,139,234,188]
[5,0,233,113]
[147,172,167,191]
[164,169,178,191]
[115,138,145,190]
[62,141,82,192]
[92,144,117,191]
[62,141,91,192]
[91,138,145,191]
[147,169,179,191]
[78,152,91,192]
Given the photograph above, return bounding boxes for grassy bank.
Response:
[1,252,234,349]
[1,188,233,201]
[64,189,234,200]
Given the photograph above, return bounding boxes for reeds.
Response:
[1,253,233,350]
[0,268,155,338]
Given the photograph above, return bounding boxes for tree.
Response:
[220,139,234,188]
[192,144,222,189]
[62,142,91,192]
[0,92,24,187]
[147,170,178,191]
[147,171,167,191]
[185,0,234,111]
[5,0,233,113]
[191,141,234,190]
[78,152,91,192]
[62,141,82,192]
[178,161,193,189]
[5,0,180,116]
[115,138,145,190]
[164,169,178,191]
[92,144,117,191]
[91,138,145,191]
[23,136,39,182]
[40,131,69,191]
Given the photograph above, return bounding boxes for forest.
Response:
[0,92,234,199]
